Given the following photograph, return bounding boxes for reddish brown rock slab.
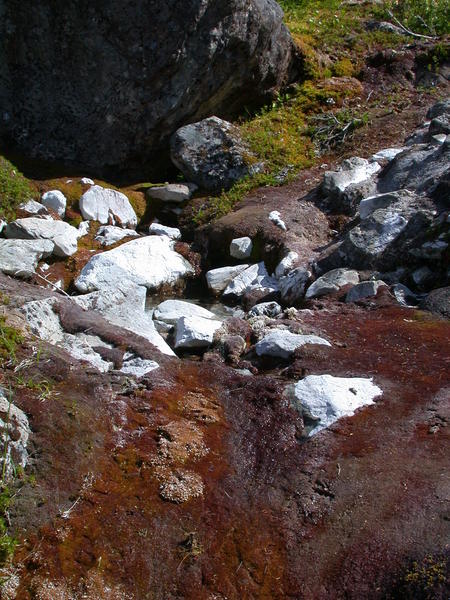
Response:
[1,273,449,598]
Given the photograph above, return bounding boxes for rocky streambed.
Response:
[0,97,448,598]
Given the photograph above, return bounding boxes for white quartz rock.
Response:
[223,262,279,297]
[230,236,253,259]
[154,299,216,324]
[4,218,79,257]
[75,235,194,293]
[0,239,54,278]
[255,329,331,359]
[149,223,181,240]
[79,185,137,228]
[292,374,382,435]
[174,316,223,349]
[205,264,250,294]
[95,225,139,246]
[41,190,67,217]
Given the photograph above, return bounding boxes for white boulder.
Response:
[146,183,197,203]
[77,221,90,238]
[305,268,360,299]
[149,223,181,240]
[41,190,67,217]
[174,316,222,349]
[0,239,54,278]
[370,148,406,163]
[73,281,175,357]
[154,299,216,325]
[223,262,279,298]
[248,302,282,318]
[75,235,194,293]
[323,157,381,197]
[4,218,79,257]
[205,264,250,294]
[255,329,331,359]
[80,177,95,185]
[95,225,139,246]
[230,237,253,259]
[18,200,49,216]
[79,185,137,228]
[292,374,382,435]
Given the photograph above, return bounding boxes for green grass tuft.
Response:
[0,156,35,221]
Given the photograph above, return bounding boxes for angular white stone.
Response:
[80,177,95,185]
[174,316,223,349]
[230,236,253,259]
[73,281,175,356]
[5,218,78,257]
[205,264,250,294]
[223,262,279,297]
[345,280,387,303]
[19,200,49,215]
[323,157,381,196]
[274,251,299,278]
[75,235,194,293]
[269,210,287,231]
[41,190,67,217]
[79,185,137,228]
[146,183,197,203]
[149,223,181,240]
[255,329,331,359]
[95,225,139,246]
[292,374,382,435]
[0,239,54,277]
[154,299,216,325]
[77,221,90,238]
[120,356,159,377]
[305,268,360,299]
[370,148,406,162]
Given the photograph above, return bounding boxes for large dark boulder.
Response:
[0,0,301,180]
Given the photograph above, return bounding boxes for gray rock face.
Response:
[0,239,54,278]
[5,218,79,257]
[305,269,360,300]
[79,186,137,228]
[377,140,449,198]
[278,268,312,305]
[420,287,450,319]
[0,0,299,178]
[171,117,262,192]
[345,280,387,303]
[255,329,331,359]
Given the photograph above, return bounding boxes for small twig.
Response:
[387,9,437,40]
[31,271,72,299]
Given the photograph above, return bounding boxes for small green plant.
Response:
[0,156,35,221]
[378,0,450,36]
[0,319,23,366]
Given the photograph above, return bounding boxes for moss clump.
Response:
[332,58,356,77]
[0,156,35,221]
[0,318,23,365]
[0,487,16,566]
